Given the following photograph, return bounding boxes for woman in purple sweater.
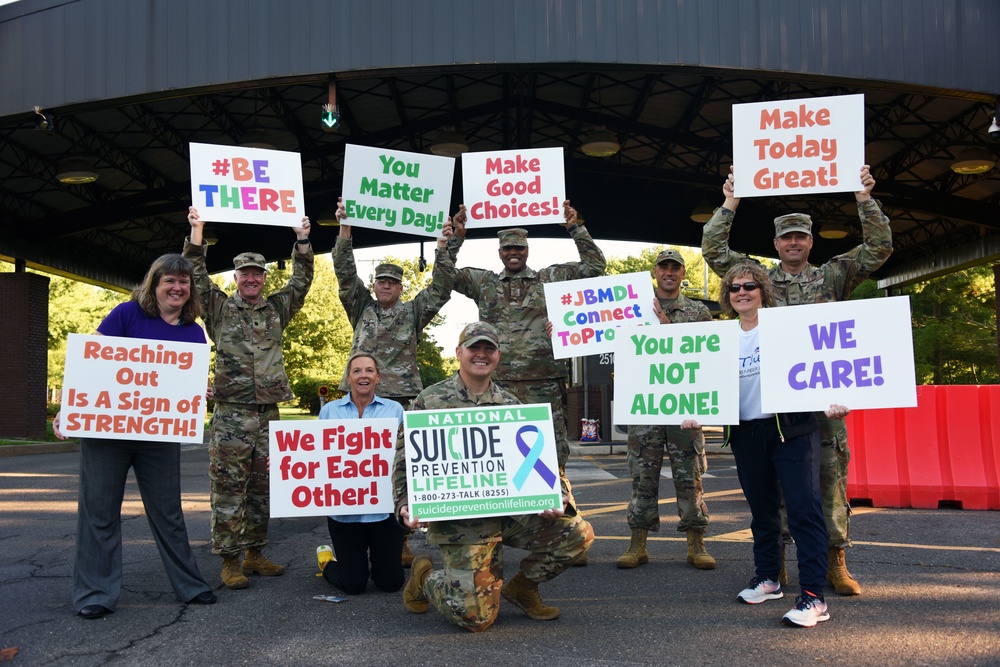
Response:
[56,254,216,619]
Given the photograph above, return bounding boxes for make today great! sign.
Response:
[732,94,865,198]
[403,404,562,521]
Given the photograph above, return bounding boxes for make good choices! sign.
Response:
[59,334,210,443]
[189,142,305,226]
[268,419,397,518]
[461,147,565,227]
[732,94,865,198]
[758,297,917,413]
[340,144,455,238]
[403,404,562,521]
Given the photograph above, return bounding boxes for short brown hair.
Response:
[346,353,381,375]
[719,262,775,319]
[132,254,202,324]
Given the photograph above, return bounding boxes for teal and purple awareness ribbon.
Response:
[512,424,557,490]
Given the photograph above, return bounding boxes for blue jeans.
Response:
[730,418,828,595]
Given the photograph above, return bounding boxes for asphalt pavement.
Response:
[2,441,999,666]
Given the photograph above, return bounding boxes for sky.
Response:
[350,234,684,353]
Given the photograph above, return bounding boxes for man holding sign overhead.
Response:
[392,322,593,632]
[448,202,606,469]
[701,165,892,595]
[185,207,314,590]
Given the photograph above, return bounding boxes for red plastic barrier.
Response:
[846,385,1000,510]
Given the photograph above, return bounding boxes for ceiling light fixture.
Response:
[55,157,98,184]
[430,129,469,157]
[818,222,849,239]
[690,201,714,223]
[239,128,276,150]
[951,147,995,175]
[580,128,620,157]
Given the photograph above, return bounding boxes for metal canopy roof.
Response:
[1,0,998,289]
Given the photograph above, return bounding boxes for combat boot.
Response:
[828,547,861,595]
[616,528,649,569]
[221,556,249,589]
[242,548,285,576]
[403,556,432,613]
[686,530,717,570]
[501,572,560,620]
[401,537,414,568]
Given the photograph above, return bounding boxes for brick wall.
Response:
[0,273,50,440]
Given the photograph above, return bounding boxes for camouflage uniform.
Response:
[449,225,607,467]
[333,236,458,399]
[626,294,713,534]
[701,199,893,548]
[184,239,314,557]
[391,373,594,632]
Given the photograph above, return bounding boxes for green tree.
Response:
[903,265,997,385]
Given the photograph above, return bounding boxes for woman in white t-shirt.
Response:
[683,262,847,629]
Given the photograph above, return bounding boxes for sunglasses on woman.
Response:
[727,281,760,293]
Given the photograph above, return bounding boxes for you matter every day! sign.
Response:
[403,404,562,521]
[612,321,741,426]
[732,94,865,198]
[268,419,397,518]
[59,334,210,443]
[758,297,917,412]
[340,144,455,238]
[543,273,657,359]
[189,142,305,226]
[461,147,565,227]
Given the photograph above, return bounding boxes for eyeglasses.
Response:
[727,281,760,293]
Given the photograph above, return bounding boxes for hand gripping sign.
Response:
[189,142,305,226]
[59,334,210,443]
[758,297,917,412]
[404,404,562,521]
[732,94,865,198]
[340,144,455,238]
[461,147,565,227]
[269,418,397,518]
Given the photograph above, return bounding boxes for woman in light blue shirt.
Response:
[317,353,405,594]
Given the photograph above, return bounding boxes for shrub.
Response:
[290,376,342,415]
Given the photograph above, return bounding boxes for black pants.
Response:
[730,418,828,595]
[322,517,405,594]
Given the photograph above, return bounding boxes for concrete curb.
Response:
[0,441,79,457]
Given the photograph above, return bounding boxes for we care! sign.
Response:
[403,404,561,521]
[462,147,565,227]
[732,94,865,198]
[59,334,209,443]
[543,272,657,360]
[268,419,397,518]
[612,321,741,426]
[758,297,917,412]
[189,143,305,226]
[340,144,455,238]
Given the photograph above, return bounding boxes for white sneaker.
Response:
[737,576,783,604]
[782,593,830,627]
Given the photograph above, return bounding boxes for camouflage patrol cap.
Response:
[374,263,403,282]
[458,321,500,349]
[654,249,686,268]
[497,228,529,247]
[233,252,267,271]
[773,213,813,238]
